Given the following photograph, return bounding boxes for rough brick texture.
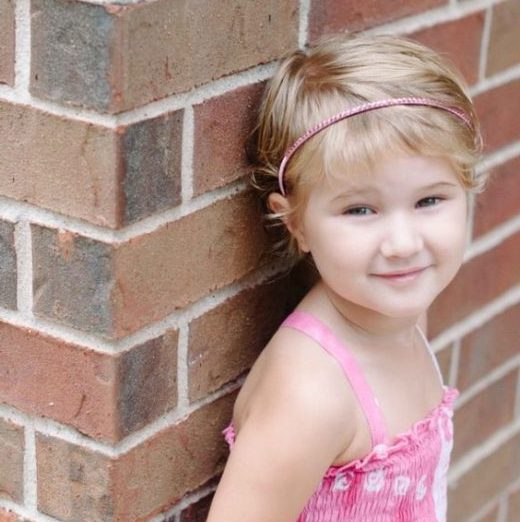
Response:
[31,0,299,112]
[193,82,265,195]
[410,11,485,85]
[32,192,268,337]
[486,0,520,76]
[457,304,519,391]
[452,370,517,461]
[448,432,520,521]
[428,231,520,337]
[309,0,446,40]
[188,279,288,401]
[0,320,178,441]
[0,101,183,228]
[37,393,234,521]
[475,79,520,153]
[1,0,519,520]
[0,0,15,86]
[0,419,24,503]
[0,220,16,310]
[473,156,520,237]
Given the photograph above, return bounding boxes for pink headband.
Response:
[277,96,472,195]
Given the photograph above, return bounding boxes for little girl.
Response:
[207,33,484,521]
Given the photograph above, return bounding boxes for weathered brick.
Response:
[31,0,298,112]
[453,370,517,462]
[180,491,215,522]
[33,192,268,337]
[475,79,520,153]
[0,220,16,310]
[0,0,15,86]
[309,0,446,40]
[0,320,178,441]
[116,331,178,436]
[37,433,115,522]
[0,418,24,503]
[0,101,183,227]
[448,432,520,521]
[486,0,520,76]
[193,82,264,195]
[428,230,520,338]
[37,393,234,521]
[473,156,520,238]
[32,226,115,334]
[411,11,485,85]
[188,279,288,402]
[121,110,183,223]
[457,304,519,391]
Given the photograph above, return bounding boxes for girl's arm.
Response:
[207,349,353,522]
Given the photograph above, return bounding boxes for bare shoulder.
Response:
[233,324,357,455]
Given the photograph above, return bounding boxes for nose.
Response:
[380,213,423,259]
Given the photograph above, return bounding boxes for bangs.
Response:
[317,105,480,189]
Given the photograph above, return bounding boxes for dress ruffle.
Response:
[322,386,459,477]
[222,386,459,476]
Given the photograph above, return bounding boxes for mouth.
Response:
[372,267,428,282]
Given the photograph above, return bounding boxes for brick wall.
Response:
[0,0,518,521]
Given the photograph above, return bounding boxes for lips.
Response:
[372,267,428,282]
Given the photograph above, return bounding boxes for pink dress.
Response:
[223,310,458,521]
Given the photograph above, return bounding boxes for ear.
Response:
[267,193,310,253]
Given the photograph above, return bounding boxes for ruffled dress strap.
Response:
[282,310,388,448]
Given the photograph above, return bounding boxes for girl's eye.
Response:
[344,206,374,216]
[416,196,443,208]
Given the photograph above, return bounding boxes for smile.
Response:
[372,267,428,283]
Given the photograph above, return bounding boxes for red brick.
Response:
[411,12,485,85]
[0,0,15,86]
[457,304,520,391]
[0,101,183,227]
[36,433,115,521]
[180,491,215,522]
[475,79,520,153]
[0,321,178,441]
[32,192,268,337]
[188,279,288,401]
[112,192,269,336]
[309,0,446,40]
[0,220,16,310]
[428,230,520,337]
[452,370,517,461]
[473,156,520,238]
[487,0,520,76]
[37,393,234,521]
[193,82,264,195]
[31,0,298,112]
[448,432,520,521]
[507,487,520,522]
[0,418,24,503]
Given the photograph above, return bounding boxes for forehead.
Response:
[314,154,460,197]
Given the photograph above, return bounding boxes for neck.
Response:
[313,281,421,350]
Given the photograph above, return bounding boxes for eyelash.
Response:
[343,197,445,215]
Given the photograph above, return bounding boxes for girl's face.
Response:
[290,154,468,320]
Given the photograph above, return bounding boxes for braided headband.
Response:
[277,97,472,195]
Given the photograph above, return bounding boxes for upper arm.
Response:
[207,344,354,522]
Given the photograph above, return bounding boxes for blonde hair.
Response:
[250,33,484,257]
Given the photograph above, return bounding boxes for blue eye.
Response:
[417,197,443,208]
[344,206,374,216]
